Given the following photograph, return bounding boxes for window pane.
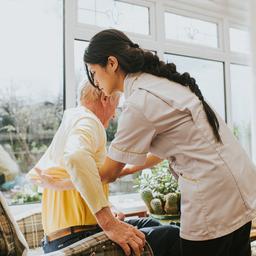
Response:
[230,64,253,155]
[165,12,218,48]
[230,28,250,54]
[164,54,225,119]
[74,40,89,92]
[0,0,63,204]
[78,0,149,35]
[74,39,137,195]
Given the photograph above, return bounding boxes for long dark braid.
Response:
[84,29,221,143]
[141,52,221,142]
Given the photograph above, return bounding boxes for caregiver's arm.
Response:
[100,103,157,183]
[36,152,162,186]
[100,153,163,183]
[28,167,75,191]
[99,157,125,183]
[119,153,163,177]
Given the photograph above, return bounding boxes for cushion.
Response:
[17,211,44,249]
[44,231,153,256]
[27,247,44,256]
[252,240,256,256]
[0,192,28,256]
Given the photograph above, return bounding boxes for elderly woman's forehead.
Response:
[78,81,119,104]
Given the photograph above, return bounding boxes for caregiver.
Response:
[84,28,256,256]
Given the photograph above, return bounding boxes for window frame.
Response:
[75,0,156,38]
[64,0,254,160]
[163,6,222,50]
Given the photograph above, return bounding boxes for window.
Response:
[1,0,254,212]
[165,54,225,119]
[230,64,253,155]
[74,40,89,91]
[165,12,218,48]
[0,0,63,204]
[74,39,134,195]
[230,28,250,54]
[78,0,150,35]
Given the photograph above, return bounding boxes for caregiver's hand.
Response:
[30,168,75,191]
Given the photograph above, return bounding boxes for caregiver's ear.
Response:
[107,56,119,72]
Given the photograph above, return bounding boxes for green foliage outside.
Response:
[0,90,63,204]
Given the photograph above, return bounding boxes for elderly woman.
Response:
[27,81,181,256]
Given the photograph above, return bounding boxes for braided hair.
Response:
[84,29,221,143]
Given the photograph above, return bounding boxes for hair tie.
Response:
[130,42,139,48]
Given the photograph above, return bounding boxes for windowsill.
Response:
[10,202,42,221]
[109,193,147,215]
[9,193,146,220]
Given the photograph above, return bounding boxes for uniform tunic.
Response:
[108,72,256,241]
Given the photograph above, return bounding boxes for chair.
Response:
[0,192,154,255]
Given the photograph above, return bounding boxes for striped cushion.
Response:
[45,231,153,256]
[17,212,44,249]
[0,192,28,256]
[17,211,154,255]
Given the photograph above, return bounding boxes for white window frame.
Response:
[75,0,156,39]
[64,0,254,160]
[163,6,223,50]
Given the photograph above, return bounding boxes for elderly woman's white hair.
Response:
[77,80,121,106]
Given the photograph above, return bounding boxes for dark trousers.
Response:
[181,221,252,256]
[42,217,181,256]
[127,218,181,256]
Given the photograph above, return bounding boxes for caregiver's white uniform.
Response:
[108,72,256,241]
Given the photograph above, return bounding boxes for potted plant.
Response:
[134,160,180,220]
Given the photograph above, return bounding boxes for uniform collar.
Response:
[123,72,142,99]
